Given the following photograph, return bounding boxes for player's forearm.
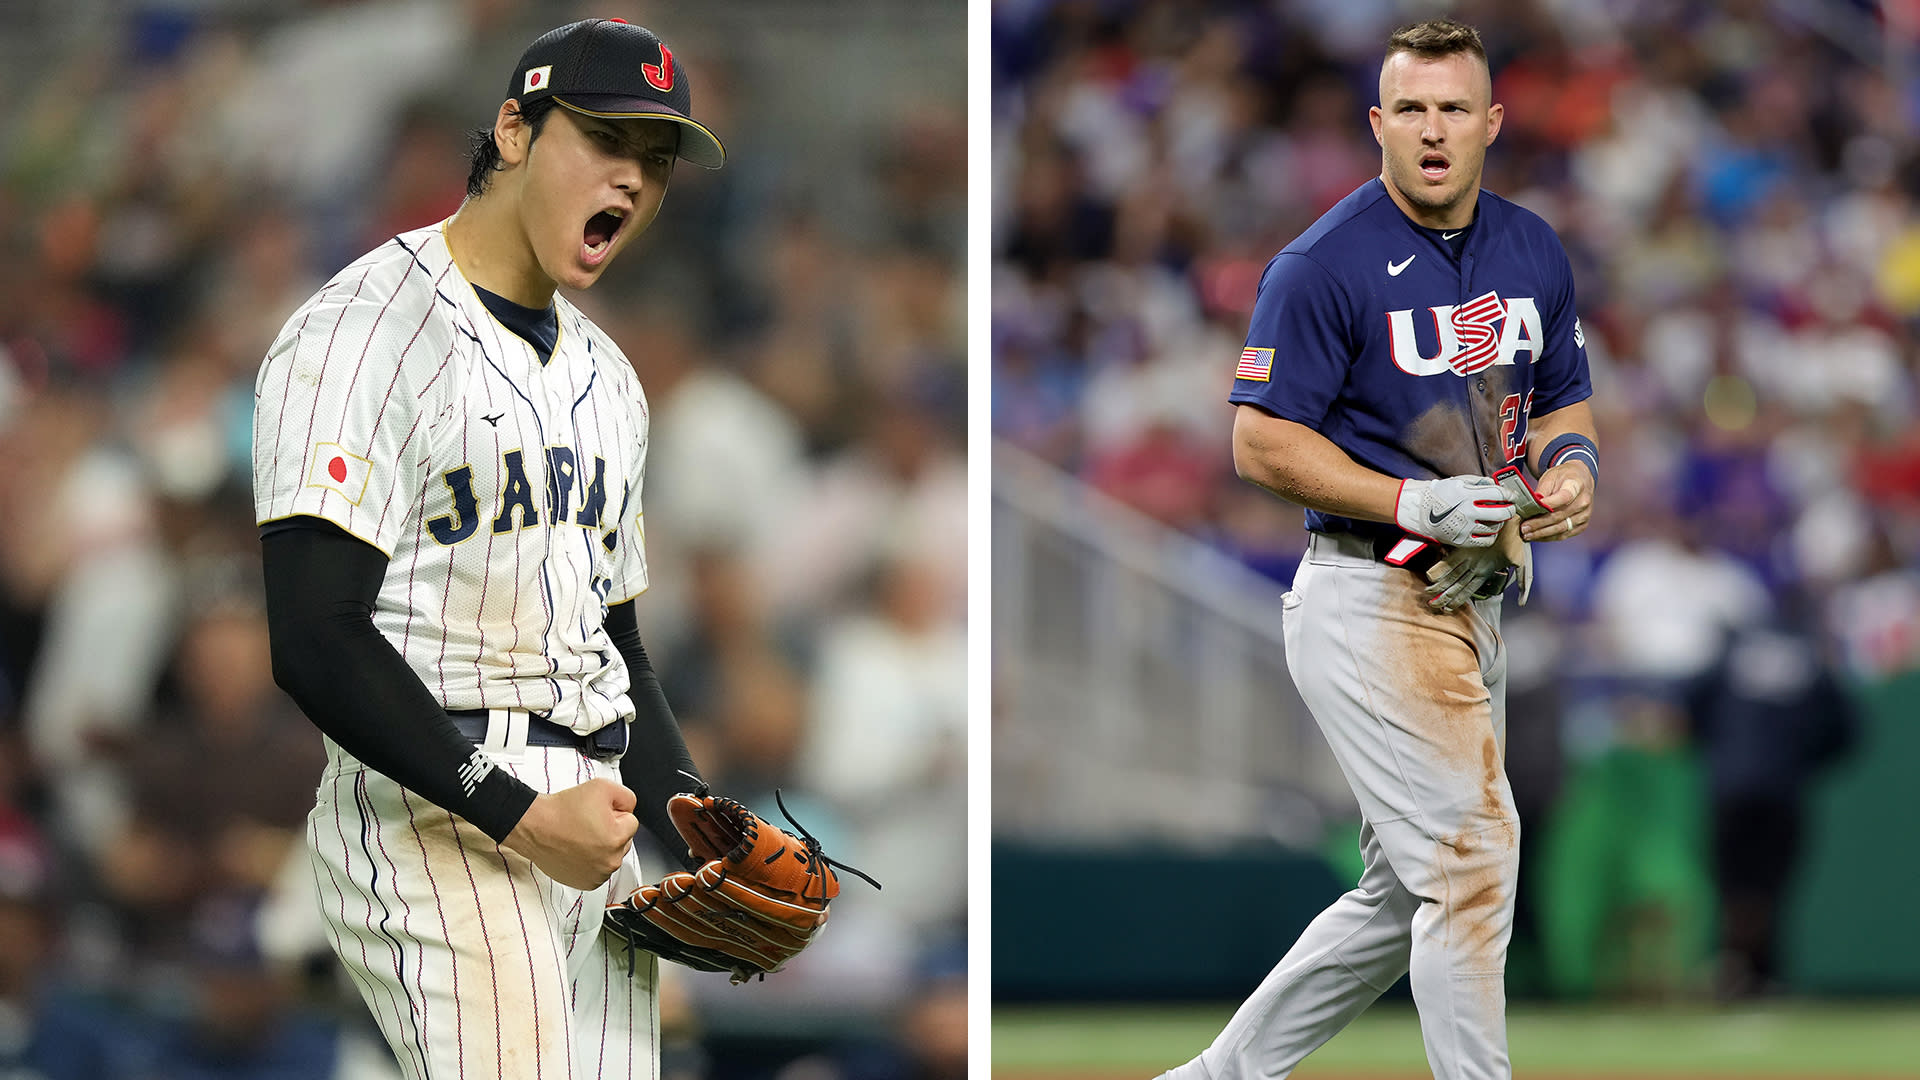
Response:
[1231,405,1403,524]
[606,601,704,870]
[1525,400,1596,481]
[261,523,538,843]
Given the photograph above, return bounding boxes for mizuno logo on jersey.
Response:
[1385,292,1544,377]
[426,446,617,548]
[458,749,495,797]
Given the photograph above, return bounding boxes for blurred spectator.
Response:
[10,389,177,859]
[626,297,808,560]
[656,546,812,740]
[1685,608,1860,999]
[1590,513,1771,683]
[770,384,967,622]
[800,555,965,933]
[213,0,472,217]
[97,595,323,964]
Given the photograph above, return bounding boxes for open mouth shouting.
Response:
[1418,150,1451,183]
[582,205,628,266]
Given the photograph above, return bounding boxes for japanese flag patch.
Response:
[1235,347,1274,382]
[524,65,552,94]
[307,442,373,505]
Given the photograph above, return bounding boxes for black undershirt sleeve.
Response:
[261,518,538,843]
[605,600,704,871]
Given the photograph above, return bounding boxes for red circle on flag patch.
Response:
[529,71,543,87]
[329,457,347,483]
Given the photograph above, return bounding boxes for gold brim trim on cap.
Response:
[553,98,726,168]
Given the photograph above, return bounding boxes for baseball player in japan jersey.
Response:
[251,20,726,1079]
[1158,20,1598,1080]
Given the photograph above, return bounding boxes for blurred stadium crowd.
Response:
[992,0,1909,999]
[0,1,964,1078]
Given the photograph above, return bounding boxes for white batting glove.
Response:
[1395,475,1515,548]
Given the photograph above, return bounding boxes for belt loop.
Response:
[486,708,531,755]
[481,709,508,753]
[590,720,629,760]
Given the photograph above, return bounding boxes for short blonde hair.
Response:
[1384,18,1488,69]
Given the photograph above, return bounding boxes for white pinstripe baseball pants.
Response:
[1163,534,1517,1080]
[307,729,654,1080]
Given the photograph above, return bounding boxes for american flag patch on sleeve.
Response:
[1235,347,1274,382]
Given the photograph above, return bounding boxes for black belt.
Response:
[1315,529,1514,598]
[1311,527,1449,576]
[1365,531,1446,577]
[448,709,628,760]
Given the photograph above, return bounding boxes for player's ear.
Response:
[1368,105,1384,146]
[1484,101,1503,146]
[495,100,532,167]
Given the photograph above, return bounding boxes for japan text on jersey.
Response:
[252,223,650,732]
[1227,178,1593,537]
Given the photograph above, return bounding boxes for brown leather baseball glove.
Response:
[603,788,877,984]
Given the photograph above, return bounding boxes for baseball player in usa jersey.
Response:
[252,20,725,1078]
[1159,20,1598,1080]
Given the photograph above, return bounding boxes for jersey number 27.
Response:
[1499,390,1534,464]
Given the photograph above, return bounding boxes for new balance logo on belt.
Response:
[458,749,495,797]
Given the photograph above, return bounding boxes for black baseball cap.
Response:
[509,19,725,170]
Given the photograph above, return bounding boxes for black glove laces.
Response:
[770,788,882,903]
[678,771,882,901]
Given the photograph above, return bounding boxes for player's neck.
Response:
[446,194,558,310]
[1379,171,1478,231]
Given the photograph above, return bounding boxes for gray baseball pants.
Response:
[1162,531,1517,1080]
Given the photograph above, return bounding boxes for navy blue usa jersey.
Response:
[1230,177,1591,535]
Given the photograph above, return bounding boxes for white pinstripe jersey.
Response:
[253,221,648,735]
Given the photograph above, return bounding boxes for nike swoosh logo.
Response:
[1443,231,1461,240]
[1429,504,1457,526]
[1387,255,1416,276]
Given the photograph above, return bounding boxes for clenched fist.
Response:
[503,778,639,889]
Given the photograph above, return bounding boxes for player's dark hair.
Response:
[465,98,560,198]
[1384,18,1488,70]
